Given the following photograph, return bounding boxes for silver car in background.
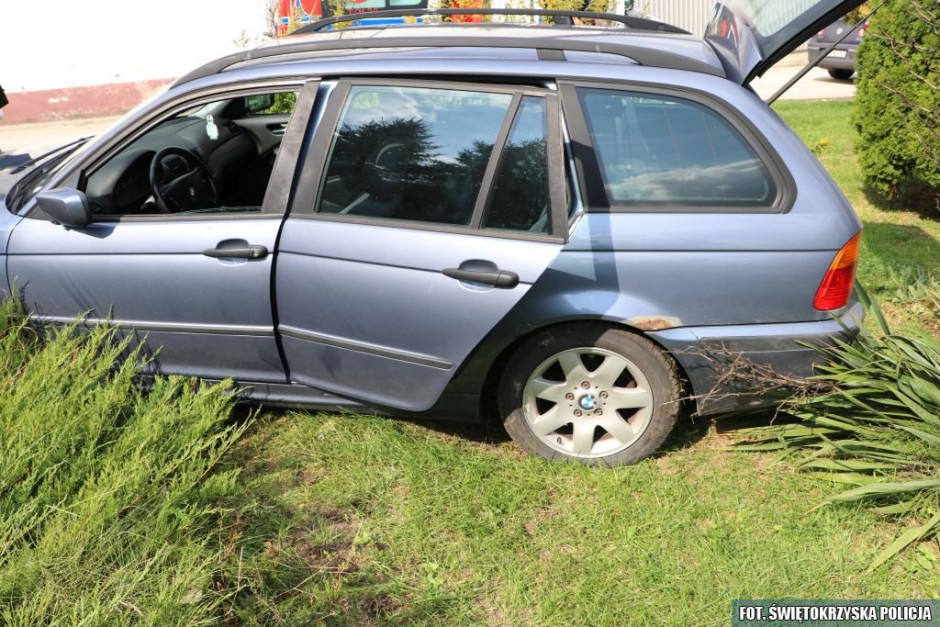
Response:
[0,0,867,466]
[808,17,866,80]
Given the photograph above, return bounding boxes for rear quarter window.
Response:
[577,87,777,208]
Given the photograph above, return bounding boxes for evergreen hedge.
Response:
[853,0,940,215]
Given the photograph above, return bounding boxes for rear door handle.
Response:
[443,267,519,289]
[203,244,269,259]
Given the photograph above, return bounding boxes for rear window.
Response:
[731,0,842,40]
[578,88,776,208]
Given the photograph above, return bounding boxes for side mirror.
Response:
[624,0,635,11]
[245,94,275,114]
[36,188,91,228]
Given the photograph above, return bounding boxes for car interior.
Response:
[82,91,297,217]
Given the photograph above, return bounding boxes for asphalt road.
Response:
[0,62,856,162]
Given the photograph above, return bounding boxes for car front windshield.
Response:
[6,139,90,213]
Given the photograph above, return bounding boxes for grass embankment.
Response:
[1,100,937,625]
[0,300,246,624]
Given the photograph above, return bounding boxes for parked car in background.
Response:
[808,18,867,80]
[0,1,866,467]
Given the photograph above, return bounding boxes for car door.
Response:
[6,83,315,383]
[706,0,868,84]
[276,79,569,412]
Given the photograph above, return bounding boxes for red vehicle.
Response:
[278,0,429,32]
[278,0,323,33]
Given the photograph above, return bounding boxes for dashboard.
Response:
[84,113,261,215]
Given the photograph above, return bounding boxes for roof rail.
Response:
[292,8,689,36]
[173,22,714,88]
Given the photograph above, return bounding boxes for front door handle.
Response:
[203,244,269,259]
[443,267,519,289]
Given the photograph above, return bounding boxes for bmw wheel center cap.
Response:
[578,394,597,411]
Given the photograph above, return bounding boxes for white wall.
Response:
[0,0,274,92]
[635,0,712,36]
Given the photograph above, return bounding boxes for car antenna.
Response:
[766,0,888,105]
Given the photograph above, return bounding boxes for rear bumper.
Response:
[807,45,856,71]
[649,301,864,415]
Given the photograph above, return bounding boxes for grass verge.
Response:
[216,412,936,624]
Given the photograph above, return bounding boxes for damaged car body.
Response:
[0,0,867,466]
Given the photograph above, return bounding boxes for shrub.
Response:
[0,299,248,623]
[737,285,940,569]
[853,0,940,215]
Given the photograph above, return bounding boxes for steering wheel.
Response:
[149,146,219,213]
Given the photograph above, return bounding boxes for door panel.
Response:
[276,80,566,412]
[277,220,561,411]
[7,217,285,381]
[235,114,293,154]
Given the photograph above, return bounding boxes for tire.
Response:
[828,69,854,81]
[498,325,681,467]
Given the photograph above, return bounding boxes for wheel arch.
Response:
[474,317,697,423]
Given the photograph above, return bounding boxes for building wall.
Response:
[635,0,713,36]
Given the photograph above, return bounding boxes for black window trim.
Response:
[558,79,796,214]
[290,77,567,244]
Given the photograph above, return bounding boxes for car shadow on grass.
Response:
[235,399,793,465]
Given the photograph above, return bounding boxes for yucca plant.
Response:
[736,283,940,570]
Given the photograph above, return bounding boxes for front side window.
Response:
[318,85,516,227]
[82,89,299,218]
[578,88,776,208]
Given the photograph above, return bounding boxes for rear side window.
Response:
[316,84,554,235]
[577,88,776,207]
[483,96,549,233]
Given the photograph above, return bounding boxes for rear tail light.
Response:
[814,233,861,310]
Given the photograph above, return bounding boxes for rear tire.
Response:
[498,325,681,466]
[828,69,854,80]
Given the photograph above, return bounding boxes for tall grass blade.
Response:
[867,510,940,572]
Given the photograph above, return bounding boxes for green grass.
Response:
[2,100,938,625]
[217,414,937,624]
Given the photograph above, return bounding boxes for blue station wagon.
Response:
[0,0,867,465]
